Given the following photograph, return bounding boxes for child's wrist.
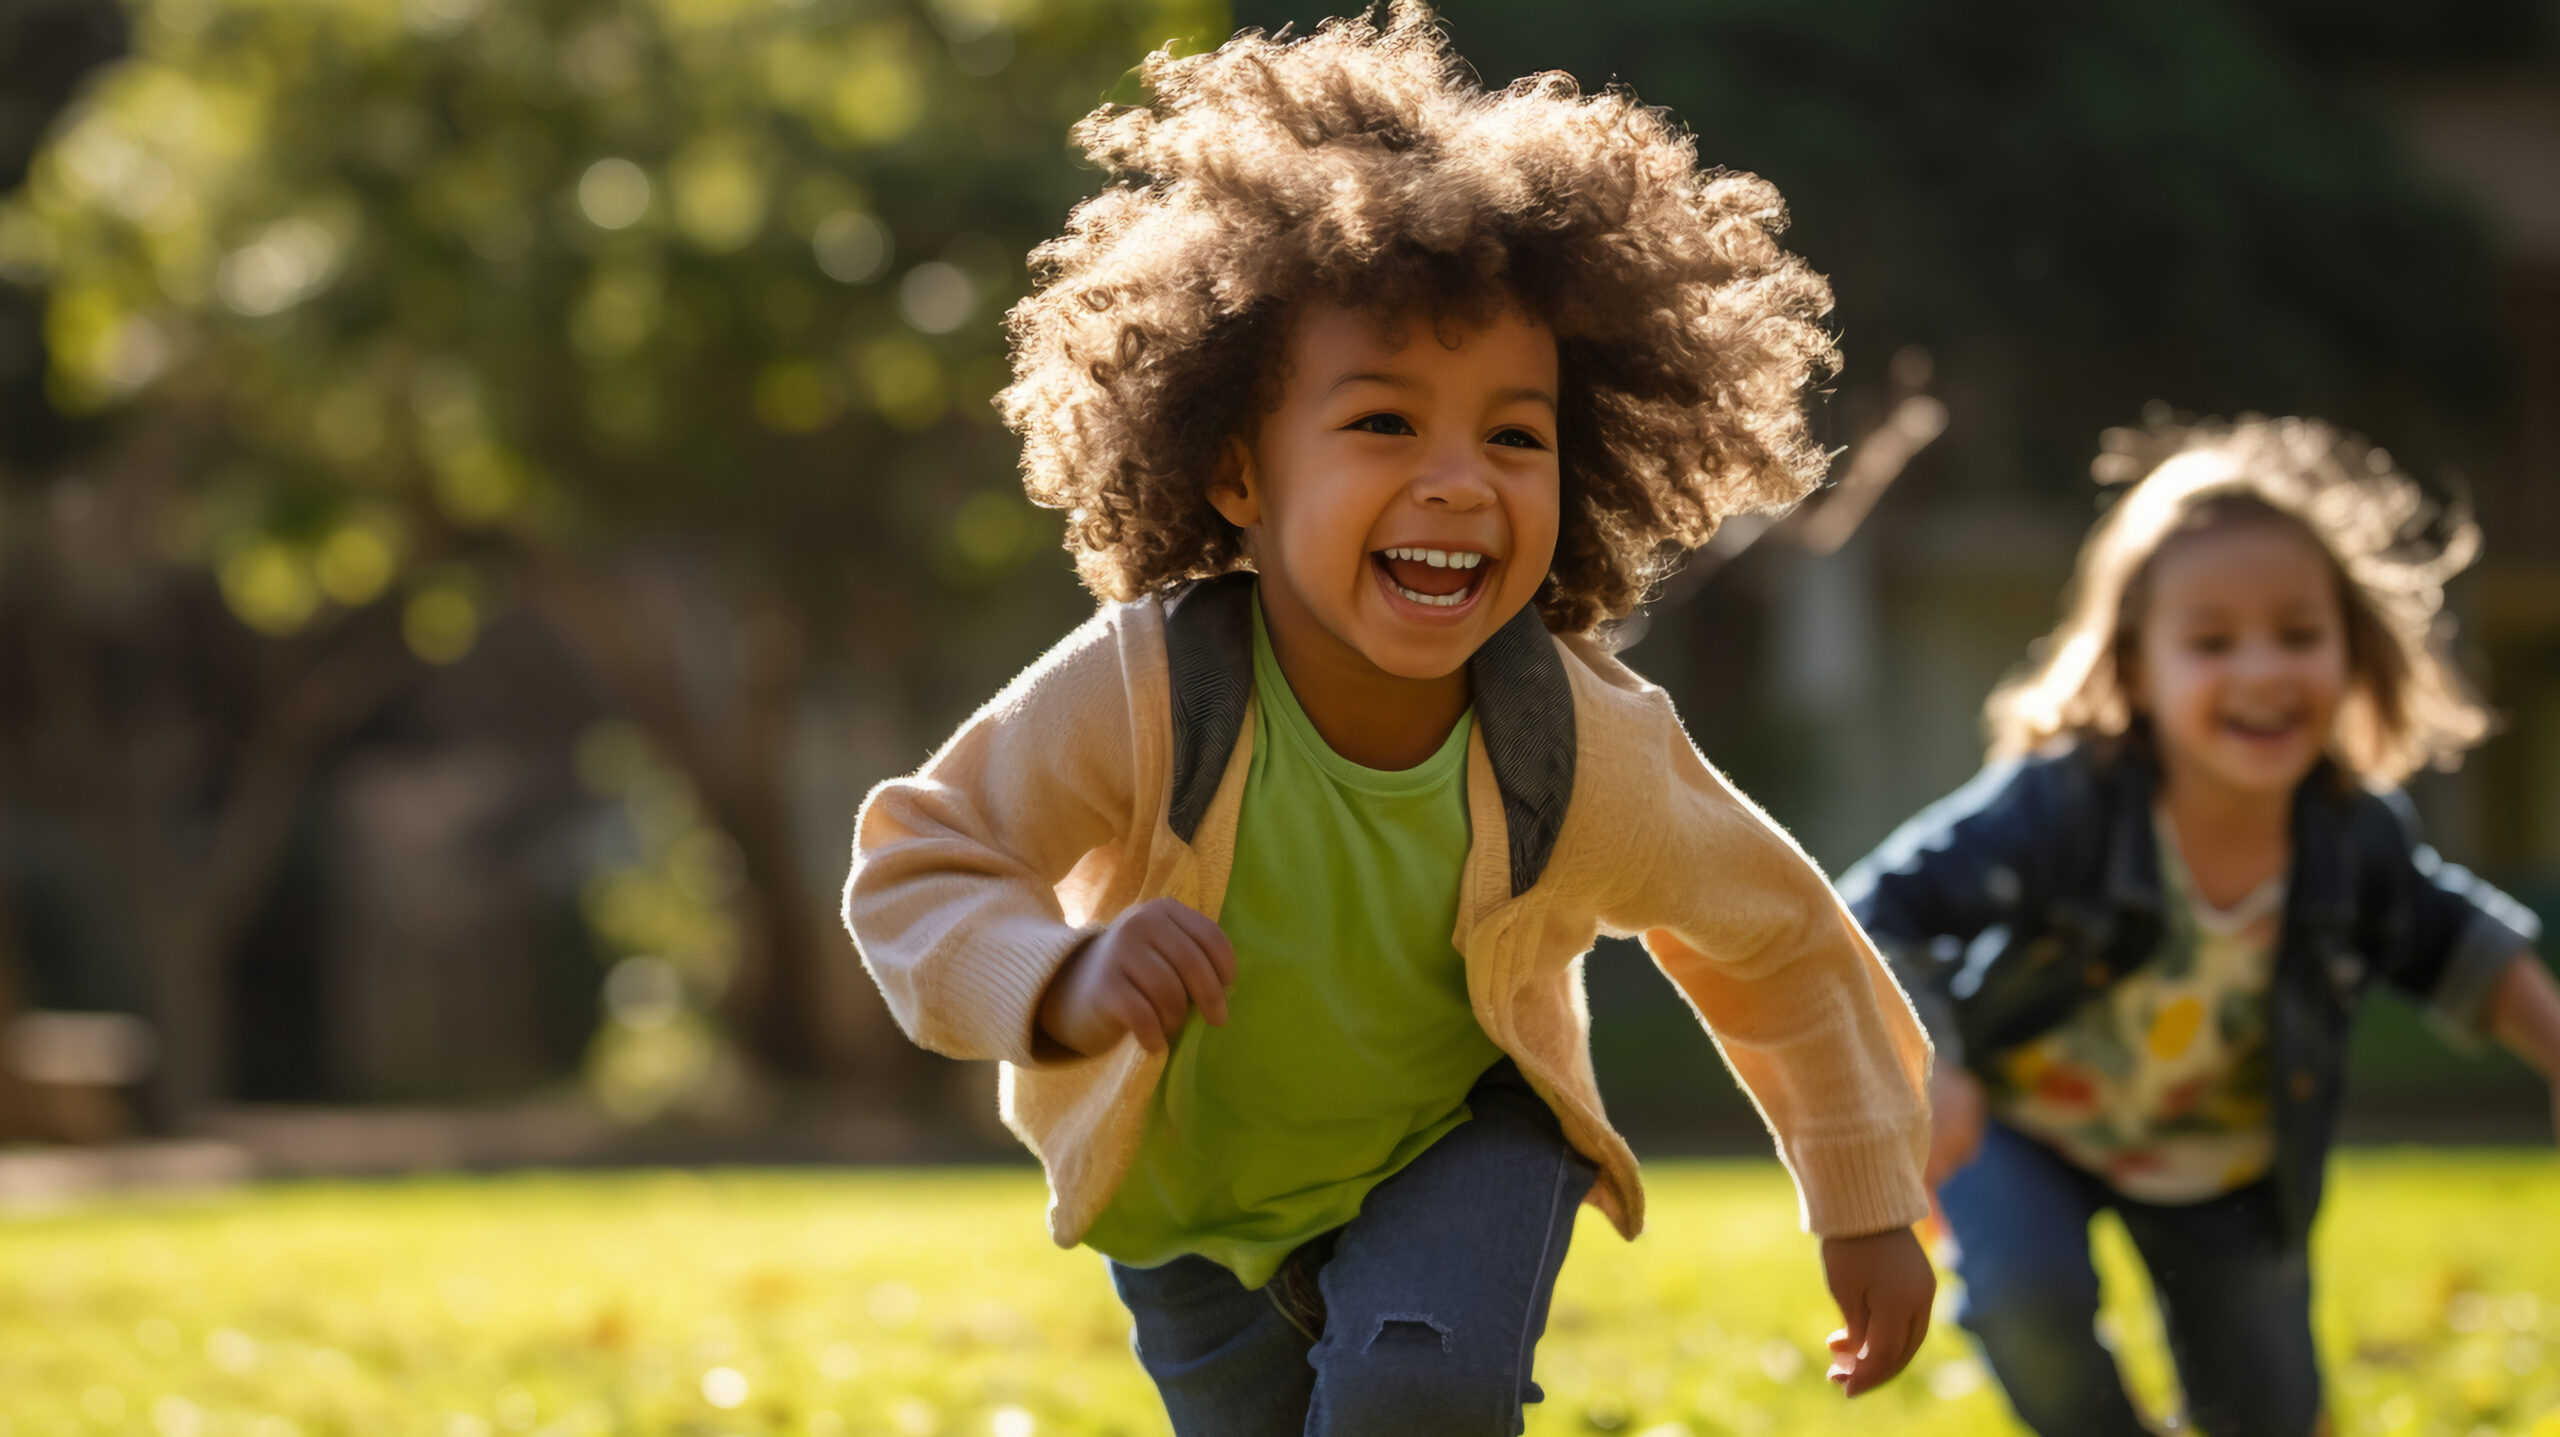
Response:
[1820,1223,1917,1246]
[1033,932,1102,1054]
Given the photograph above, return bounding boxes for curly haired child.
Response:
[846,8,1938,1431]
[1841,416,2560,1437]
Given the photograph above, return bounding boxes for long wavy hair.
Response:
[1986,414,2490,788]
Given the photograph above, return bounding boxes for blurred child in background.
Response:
[1842,416,2560,1437]
[846,7,1939,1433]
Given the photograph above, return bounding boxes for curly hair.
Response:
[1986,413,2491,788]
[997,2,1840,633]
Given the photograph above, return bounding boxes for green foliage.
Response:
[3,1155,2557,1435]
[573,720,750,1123]
[1235,0,2506,485]
[0,0,1225,647]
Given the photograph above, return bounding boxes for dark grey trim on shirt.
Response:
[1161,575,1256,846]
[1159,573,1575,898]
[1467,593,1576,897]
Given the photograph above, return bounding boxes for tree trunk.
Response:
[135,635,413,1124]
[0,805,39,1140]
[4,474,413,1129]
[701,602,832,1081]
[525,556,851,1085]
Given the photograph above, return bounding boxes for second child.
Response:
[1843,416,2560,1437]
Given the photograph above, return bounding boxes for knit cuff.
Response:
[928,915,1099,1068]
[1788,1125,1932,1238]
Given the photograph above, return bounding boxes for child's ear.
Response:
[1207,436,1260,529]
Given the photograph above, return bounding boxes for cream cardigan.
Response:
[845,589,1932,1248]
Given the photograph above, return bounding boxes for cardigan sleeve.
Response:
[844,609,1142,1067]
[1835,758,2064,1071]
[1602,693,1934,1238]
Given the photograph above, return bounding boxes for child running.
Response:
[844,7,1937,1433]
[1841,415,2560,1437]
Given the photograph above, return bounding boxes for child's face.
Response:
[2128,518,2349,801]
[1212,301,1561,682]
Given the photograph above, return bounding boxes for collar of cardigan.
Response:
[1159,572,1575,898]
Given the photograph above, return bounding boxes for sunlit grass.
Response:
[2,1153,2555,1436]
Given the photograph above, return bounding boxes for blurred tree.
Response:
[2223,0,2555,66]
[0,0,125,474]
[0,0,132,1140]
[12,0,2531,1129]
[0,0,1222,1120]
[1219,0,2537,1126]
[1232,0,2516,487]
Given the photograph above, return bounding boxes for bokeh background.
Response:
[6,0,2553,1163]
[3,1,2558,1433]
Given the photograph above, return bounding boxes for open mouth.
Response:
[2221,714,2302,742]
[1372,546,1492,614]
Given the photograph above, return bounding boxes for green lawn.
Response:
[3,1154,2556,1436]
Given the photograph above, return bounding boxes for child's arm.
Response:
[1835,761,2057,1187]
[2363,791,2545,1056]
[2485,953,2560,1143]
[1834,758,2058,1076]
[845,615,1143,1064]
[1602,707,1936,1395]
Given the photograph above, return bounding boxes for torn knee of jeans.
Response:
[1363,1313,1451,1354]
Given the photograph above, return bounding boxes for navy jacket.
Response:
[1839,744,2540,1246]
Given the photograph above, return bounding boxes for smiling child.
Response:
[1842,416,2560,1437]
[845,9,1938,1433]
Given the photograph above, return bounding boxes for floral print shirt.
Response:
[1991,809,2282,1203]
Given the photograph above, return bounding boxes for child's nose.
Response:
[2232,638,2301,683]
[1410,444,1498,508]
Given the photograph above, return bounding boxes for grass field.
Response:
[3,1153,2556,1437]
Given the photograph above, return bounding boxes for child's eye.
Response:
[2278,626,2327,650]
[2187,633,2234,656]
[1346,413,1415,437]
[1489,427,1547,450]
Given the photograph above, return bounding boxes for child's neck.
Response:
[2155,760,2294,911]
[1258,583,1470,771]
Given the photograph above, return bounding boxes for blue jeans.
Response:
[1107,1060,1598,1437]
[1939,1118,2321,1437]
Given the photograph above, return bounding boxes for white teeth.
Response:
[1382,547,1485,569]
[1378,547,1487,608]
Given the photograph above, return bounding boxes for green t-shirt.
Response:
[1083,592,1503,1287]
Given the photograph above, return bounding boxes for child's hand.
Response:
[1819,1226,1935,1398]
[1925,1067,1986,1189]
[1036,898,1237,1057]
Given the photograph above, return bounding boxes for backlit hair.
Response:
[1986,414,2490,787]
[998,2,1839,633]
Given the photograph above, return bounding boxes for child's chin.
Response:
[1355,634,1475,681]
[2203,742,2322,794]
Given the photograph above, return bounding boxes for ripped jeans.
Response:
[1107,1060,1599,1437]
